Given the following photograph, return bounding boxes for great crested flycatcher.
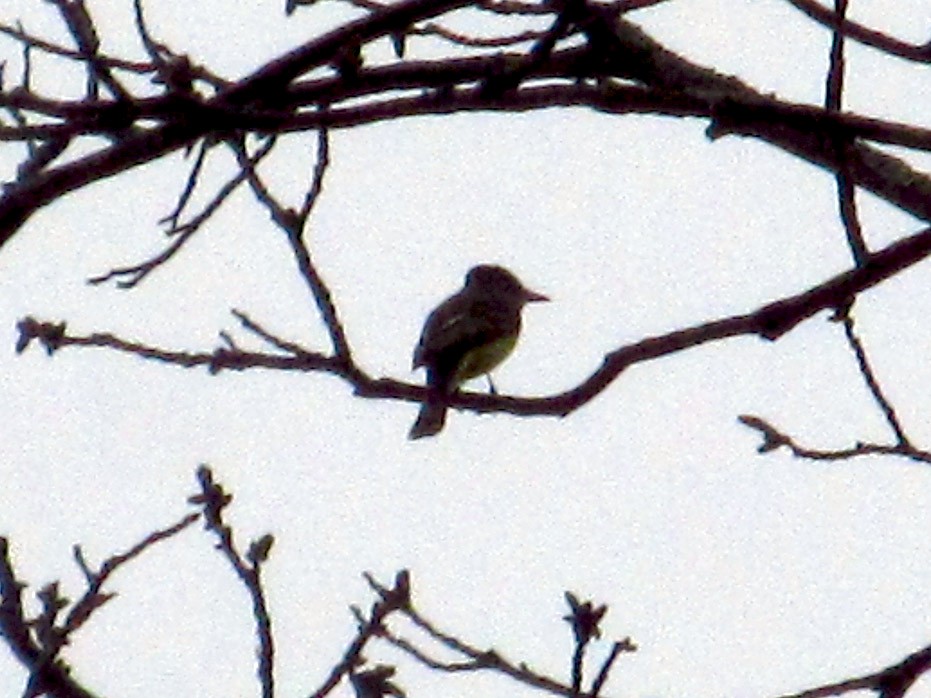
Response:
[409,264,549,440]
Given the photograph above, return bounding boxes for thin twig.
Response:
[0,22,153,73]
[298,127,330,221]
[230,134,354,363]
[839,311,911,447]
[133,0,217,92]
[160,139,211,229]
[232,309,317,356]
[61,513,200,637]
[415,23,545,48]
[570,636,586,694]
[88,137,276,288]
[824,0,867,266]
[399,599,621,697]
[783,0,931,64]
[0,538,127,698]
[47,0,131,101]
[590,640,634,697]
[738,415,931,465]
[190,466,275,698]
[308,570,412,698]
[14,315,342,374]
[87,226,193,288]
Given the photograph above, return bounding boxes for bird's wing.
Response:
[413,297,500,369]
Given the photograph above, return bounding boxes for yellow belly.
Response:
[453,334,518,385]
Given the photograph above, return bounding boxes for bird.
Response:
[409,264,549,440]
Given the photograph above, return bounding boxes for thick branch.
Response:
[514,224,931,417]
[4,12,931,251]
[220,0,474,103]
[17,226,931,422]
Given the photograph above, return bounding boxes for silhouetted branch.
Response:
[189,466,276,698]
[161,139,211,230]
[3,467,927,698]
[0,510,197,698]
[823,0,867,267]
[590,641,632,697]
[738,415,931,465]
[230,130,353,363]
[47,0,130,101]
[86,225,194,288]
[0,539,100,698]
[840,311,911,446]
[298,127,329,220]
[0,21,152,73]
[232,308,318,355]
[775,641,931,698]
[309,570,413,698]
[564,591,609,694]
[17,224,931,423]
[63,513,199,638]
[3,2,931,250]
[88,136,276,288]
[415,23,545,47]
[385,585,635,697]
[782,0,931,63]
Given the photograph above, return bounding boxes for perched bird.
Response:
[409,264,549,440]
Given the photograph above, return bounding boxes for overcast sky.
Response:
[2,1,931,697]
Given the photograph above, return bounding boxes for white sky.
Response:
[1,1,931,697]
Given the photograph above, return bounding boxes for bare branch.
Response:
[62,513,200,638]
[840,311,911,447]
[86,227,194,288]
[189,466,275,698]
[161,139,212,229]
[222,0,475,103]
[87,136,278,288]
[0,21,153,74]
[0,521,198,698]
[230,133,354,363]
[782,0,931,63]
[14,314,344,373]
[232,308,319,356]
[475,0,560,16]
[132,0,210,94]
[298,126,329,221]
[775,642,931,698]
[17,223,931,423]
[414,23,545,48]
[590,640,634,697]
[738,300,921,464]
[395,590,633,698]
[46,0,132,101]
[7,7,931,250]
[308,570,412,698]
[823,0,868,267]
[738,415,931,465]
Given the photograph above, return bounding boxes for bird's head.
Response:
[465,264,549,304]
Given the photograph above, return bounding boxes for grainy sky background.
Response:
[1,1,930,697]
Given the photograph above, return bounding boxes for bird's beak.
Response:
[523,288,549,303]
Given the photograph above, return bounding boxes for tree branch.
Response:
[775,641,931,698]
[17,223,931,428]
[782,0,931,63]
[189,466,276,698]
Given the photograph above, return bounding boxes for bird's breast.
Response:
[453,333,519,384]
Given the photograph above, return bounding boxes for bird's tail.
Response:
[409,400,447,440]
